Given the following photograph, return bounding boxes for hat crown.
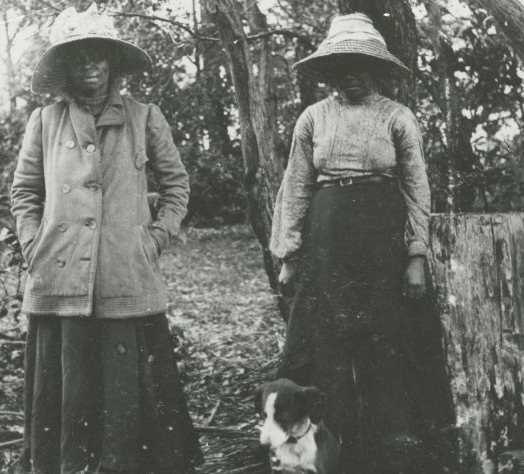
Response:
[292,12,410,74]
[49,3,118,45]
[323,13,386,47]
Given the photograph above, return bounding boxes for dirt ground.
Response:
[163,225,283,473]
[0,225,284,473]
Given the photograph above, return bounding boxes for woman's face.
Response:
[64,40,112,96]
[323,55,378,101]
[333,70,374,100]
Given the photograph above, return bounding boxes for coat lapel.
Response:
[67,84,125,147]
[96,86,125,127]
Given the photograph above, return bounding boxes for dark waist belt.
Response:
[317,175,395,188]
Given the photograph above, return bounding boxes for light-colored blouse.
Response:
[270,92,431,260]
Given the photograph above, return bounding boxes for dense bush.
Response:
[183,144,247,226]
[0,115,25,198]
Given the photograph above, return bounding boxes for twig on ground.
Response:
[229,463,266,473]
[0,411,23,418]
[0,437,23,449]
[204,399,221,426]
[195,425,257,437]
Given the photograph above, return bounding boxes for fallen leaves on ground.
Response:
[163,225,283,473]
[0,225,284,473]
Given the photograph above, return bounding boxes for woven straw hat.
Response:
[294,13,410,75]
[31,3,151,94]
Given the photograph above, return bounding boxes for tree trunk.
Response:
[422,1,477,212]
[471,0,524,61]
[242,0,284,173]
[212,0,285,305]
[200,0,233,156]
[287,0,320,111]
[295,38,318,111]
[1,6,16,115]
[429,212,524,472]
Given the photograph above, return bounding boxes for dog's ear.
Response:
[302,386,325,424]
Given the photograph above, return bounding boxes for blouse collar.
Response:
[332,90,380,106]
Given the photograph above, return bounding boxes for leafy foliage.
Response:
[2,0,524,220]
[416,0,524,211]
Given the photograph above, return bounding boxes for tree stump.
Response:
[429,213,524,473]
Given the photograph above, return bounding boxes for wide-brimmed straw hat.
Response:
[31,3,152,94]
[294,13,410,75]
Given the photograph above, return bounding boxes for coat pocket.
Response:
[25,218,47,272]
[135,150,153,224]
[138,225,159,266]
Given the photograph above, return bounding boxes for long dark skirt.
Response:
[279,182,429,473]
[14,314,203,474]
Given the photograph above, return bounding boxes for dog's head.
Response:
[256,378,325,449]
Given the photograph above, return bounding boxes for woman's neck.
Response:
[74,90,109,116]
[75,92,108,102]
[336,89,379,104]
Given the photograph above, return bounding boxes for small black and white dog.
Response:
[256,379,341,474]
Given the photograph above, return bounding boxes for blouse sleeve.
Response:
[270,108,315,260]
[392,107,431,258]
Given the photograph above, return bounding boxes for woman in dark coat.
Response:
[11,4,202,473]
[270,13,431,474]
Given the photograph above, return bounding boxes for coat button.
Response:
[62,184,71,194]
[58,223,68,233]
[86,144,96,153]
[65,140,75,149]
[56,258,66,268]
[84,218,97,230]
[116,343,127,355]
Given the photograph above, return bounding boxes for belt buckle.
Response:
[340,177,353,187]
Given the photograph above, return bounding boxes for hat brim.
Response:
[31,36,152,94]
[293,40,411,76]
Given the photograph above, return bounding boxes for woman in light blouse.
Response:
[270,13,431,473]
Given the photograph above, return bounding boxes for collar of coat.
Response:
[95,83,126,127]
[60,81,126,149]
[63,80,126,128]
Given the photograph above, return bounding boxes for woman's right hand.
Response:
[279,261,297,296]
[279,261,297,285]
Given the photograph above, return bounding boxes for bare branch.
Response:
[107,9,310,46]
[106,10,220,42]
[247,28,313,47]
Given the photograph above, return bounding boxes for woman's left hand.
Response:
[403,256,427,299]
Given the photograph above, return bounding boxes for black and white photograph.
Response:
[0,0,524,473]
